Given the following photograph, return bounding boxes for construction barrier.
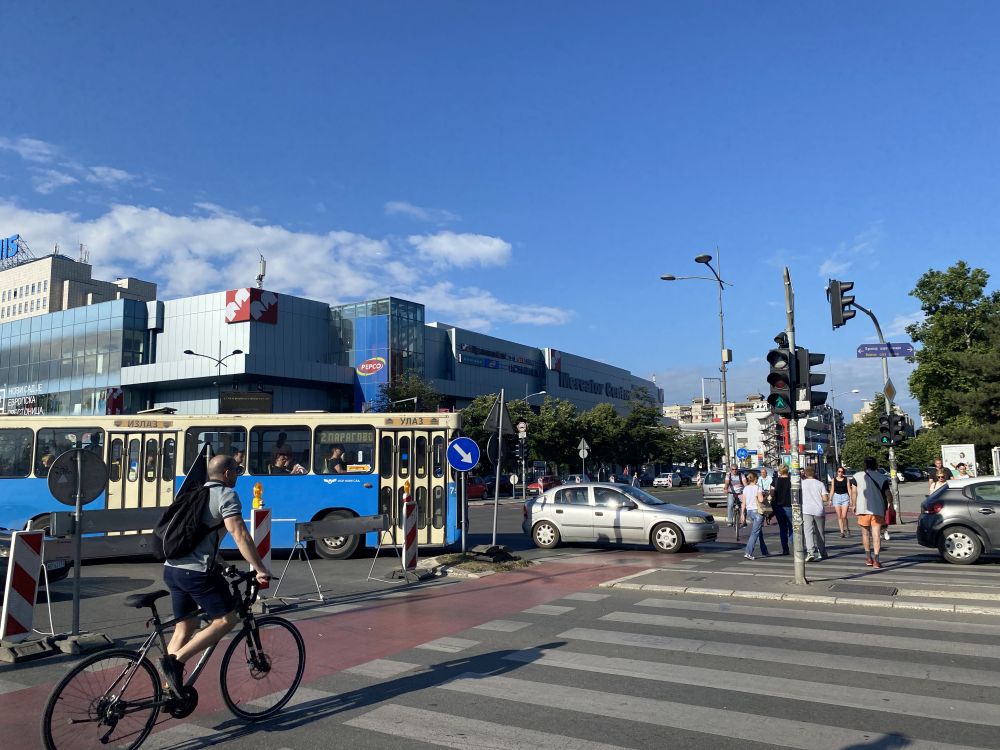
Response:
[252,507,272,590]
[402,492,417,572]
[0,530,44,643]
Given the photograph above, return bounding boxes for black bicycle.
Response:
[41,567,306,750]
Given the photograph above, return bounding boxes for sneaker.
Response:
[744,553,755,560]
[159,655,186,694]
[865,557,874,567]
[805,554,816,562]
[882,530,891,541]
[872,558,882,569]
[840,532,846,538]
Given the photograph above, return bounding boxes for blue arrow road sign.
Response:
[447,437,480,472]
[856,343,915,358]
[736,448,749,460]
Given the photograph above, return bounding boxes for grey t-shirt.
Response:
[164,482,243,572]
[852,470,887,517]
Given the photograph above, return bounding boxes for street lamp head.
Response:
[851,388,860,394]
[232,349,243,355]
[660,274,676,281]
[183,350,194,355]
[694,253,713,265]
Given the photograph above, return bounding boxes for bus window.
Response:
[35,427,104,477]
[432,485,445,529]
[416,486,428,529]
[144,439,159,482]
[314,426,375,474]
[379,435,393,478]
[127,439,140,482]
[183,427,247,471]
[109,438,123,482]
[415,436,427,478]
[162,438,176,480]
[432,436,445,478]
[398,436,410,479]
[0,428,33,478]
[249,426,310,475]
[379,486,392,517]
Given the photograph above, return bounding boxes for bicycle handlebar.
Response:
[222,566,279,609]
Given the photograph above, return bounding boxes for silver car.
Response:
[522,482,718,553]
[701,471,727,506]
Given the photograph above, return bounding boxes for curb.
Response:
[598,574,1000,616]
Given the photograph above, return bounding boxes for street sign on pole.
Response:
[736,447,749,461]
[578,448,589,458]
[883,378,897,403]
[578,438,590,451]
[447,437,480,472]
[856,343,915,358]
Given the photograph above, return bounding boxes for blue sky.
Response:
[2,2,998,422]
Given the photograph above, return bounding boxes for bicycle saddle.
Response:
[125,590,171,609]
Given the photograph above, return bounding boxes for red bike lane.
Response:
[3,550,687,749]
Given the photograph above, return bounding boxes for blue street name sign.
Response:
[856,343,915,358]
[736,448,749,460]
[447,437,480,472]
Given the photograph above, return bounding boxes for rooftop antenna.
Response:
[78,242,89,264]
[54,242,60,255]
[255,253,266,289]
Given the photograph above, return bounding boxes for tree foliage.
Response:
[841,394,890,470]
[371,373,441,413]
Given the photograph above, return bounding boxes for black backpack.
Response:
[152,483,225,561]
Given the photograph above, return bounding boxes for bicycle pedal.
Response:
[166,685,199,719]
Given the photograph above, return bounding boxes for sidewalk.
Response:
[601,518,1000,616]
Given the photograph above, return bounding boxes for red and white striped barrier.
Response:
[402,492,418,572]
[252,507,272,590]
[0,530,43,643]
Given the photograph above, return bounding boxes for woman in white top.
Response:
[740,472,770,560]
[928,469,949,494]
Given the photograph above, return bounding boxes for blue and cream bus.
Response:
[0,411,462,559]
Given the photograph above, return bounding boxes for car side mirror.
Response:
[622,500,638,510]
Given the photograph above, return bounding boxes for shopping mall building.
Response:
[0,245,661,417]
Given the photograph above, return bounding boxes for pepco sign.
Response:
[356,357,386,376]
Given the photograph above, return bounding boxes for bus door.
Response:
[378,428,450,546]
[106,431,181,518]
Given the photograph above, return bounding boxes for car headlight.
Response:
[686,516,709,524]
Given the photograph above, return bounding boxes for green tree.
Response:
[578,403,624,473]
[371,373,441,413]
[841,394,891,470]
[907,261,1000,426]
[894,428,944,469]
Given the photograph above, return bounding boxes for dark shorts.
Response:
[163,566,235,620]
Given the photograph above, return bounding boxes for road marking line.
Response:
[559,626,1000,687]
[502,648,1000,726]
[522,604,574,615]
[601,610,1000,658]
[345,659,422,679]
[346,704,633,750]
[0,679,25,694]
[440,674,986,750]
[560,592,610,601]
[416,636,479,653]
[474,619,533,632]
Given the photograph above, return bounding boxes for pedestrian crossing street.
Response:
[144,580,1000,749]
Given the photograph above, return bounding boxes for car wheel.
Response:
[312,510,361,560]
[532,521,560,549]
[939,527,982,565]
[651,523,684,554]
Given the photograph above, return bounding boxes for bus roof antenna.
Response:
[256,253,266,289]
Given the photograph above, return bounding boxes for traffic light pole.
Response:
[851,302,901,521]
[782,268,808,586]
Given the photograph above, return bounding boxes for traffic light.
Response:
[514,439,526,461]
[889,413,905,445]
[767,333,794,417]
[827,279,856,329]
[795,347,827,409]
[878,413,892,446]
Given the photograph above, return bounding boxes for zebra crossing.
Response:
[304,584,1000,749]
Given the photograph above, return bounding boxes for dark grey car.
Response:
[917,478,1000,564]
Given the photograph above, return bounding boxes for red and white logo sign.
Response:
[356,357,386,376]
[226,288,278,324]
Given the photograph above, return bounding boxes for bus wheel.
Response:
[313,510,360,560]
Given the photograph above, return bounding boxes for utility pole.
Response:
[782,268,808,585]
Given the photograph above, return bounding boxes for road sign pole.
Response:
[72,449,83,636]
[460,472,467,553]
[492,388,504,547]
[783,268,807,586]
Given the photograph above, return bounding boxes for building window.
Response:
[30,283,35,294]
[42,297,47,308]
[43,280,48,292]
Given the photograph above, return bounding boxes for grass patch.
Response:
[435,553,532,573]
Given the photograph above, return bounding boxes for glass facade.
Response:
[0,299,148,416]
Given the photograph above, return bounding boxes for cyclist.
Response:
[160,454,271,693]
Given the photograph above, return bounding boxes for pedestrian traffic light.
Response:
[878,413,892,446]
[889,413,905,445]
[767,333,794,417]
[514,439,526,461]
[827,279,856,329]
[795,347,827,409]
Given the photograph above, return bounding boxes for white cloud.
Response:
[385,200,459,224]
[32,170,78,194]
[0,200,568,330]
[408,231,511,268]
[85,166,133,187]
[886,311,923,337]
[0,136,59,163]
[815,224,882,278]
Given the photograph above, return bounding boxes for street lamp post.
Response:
[662,251,733,470]
[521,390,547,498]
[183,343,244,411]
[828,388,860,467]
[391,397,419,411]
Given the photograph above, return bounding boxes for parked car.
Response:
[653,471,682,488]
[562,474,591,484]
[900,467,927,482]
[527,475,562,496]
[523,482,718,553]
[917,477,1000,564]
[0,529,72,586]
[701,470,727,506]
[484,475,514,496]
[676,467,697,486]
[465,475,489,499]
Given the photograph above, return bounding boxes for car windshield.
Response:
[619,484,669,505]
[704,472,724,485]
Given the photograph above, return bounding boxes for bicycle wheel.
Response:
[220,616,305,720]
[42,648,162,750]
